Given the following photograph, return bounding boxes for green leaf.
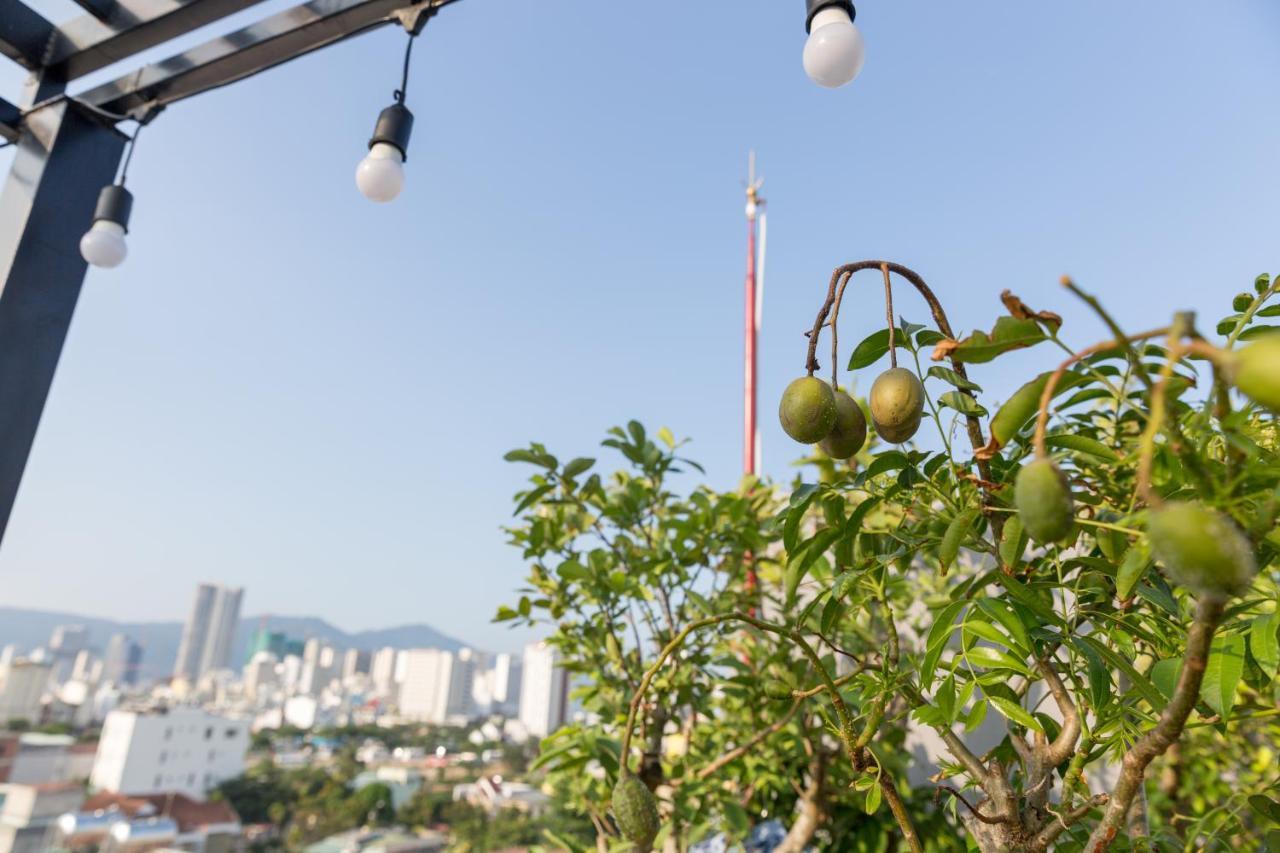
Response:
[939,509,981,575]
[988,695,1042,731]
[985,370,1091,449]
[938,391,989,417]
[556,560,590,581]
[975,598,1032,655]
[513,484,554,515]
[1248,794,1280,826]
[943,317,1048,364]
[964,645,1030,674]
[922,600,966,690]
[562,457,595,479]
[916,329,946,348]
[999,515,1027,572]
[1043,434,1121,463]
[864,451,909,480]
[848,329,898,370]
[657,426,676,448]
[1150,658,1181,701]
[1249,613,1279,680]
[1240,325,1280,341]
[864,782,882,815]
[1076,636,1166,710]
[1115,539,1151,600]
[926,365,982,391]
[1200,633,1246,719]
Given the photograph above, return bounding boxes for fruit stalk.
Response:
[883,263,897,369]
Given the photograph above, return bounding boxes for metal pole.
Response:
[0,101,127,548]
[743,194,758,477]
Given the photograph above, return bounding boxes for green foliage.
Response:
[502,277,1280,851]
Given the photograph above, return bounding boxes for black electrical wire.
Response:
[394,31,416,104]
[117,121,143,186]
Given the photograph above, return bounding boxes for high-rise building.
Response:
[244,628,304,664]
[0,660,52,725]
[398,649,480,724]
[370,647,398,698]
[491,653,523,716]
[342,649,371,682]
[519,641,569,738]
[173,584,244,681]
[102,635,143,686]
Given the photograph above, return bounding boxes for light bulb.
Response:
[356,142,406,203]
[803,6,865,88]
[80,220,128,268]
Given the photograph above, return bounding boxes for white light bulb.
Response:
[79,220,128,268]
[356,142,406,203]
[803,6,865,88]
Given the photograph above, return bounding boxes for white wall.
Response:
[89,707,248,799]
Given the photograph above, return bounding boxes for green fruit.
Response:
[612,771,660,851]
[1147,502,1257,597]
[1014,459,1075,544]
[1230,336,1280,413]
[869,368,925,443]
[818,391,868,459]
[779,377,837,444]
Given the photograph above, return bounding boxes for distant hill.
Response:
[0,606,469,682]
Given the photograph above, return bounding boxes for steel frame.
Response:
[0,0,460,547]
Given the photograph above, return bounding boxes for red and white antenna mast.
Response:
[743,152,766,477]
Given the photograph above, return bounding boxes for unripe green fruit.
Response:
[611,771,660,851]
[818,391,868,459]
[1229,336,1280,413]
[1014,459,1075,544]
[779,377,837,444]
[1147,502,1257,597]
[869,368,925,444]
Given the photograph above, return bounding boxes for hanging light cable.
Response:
[80,123,142,269]
[356,25,426,203]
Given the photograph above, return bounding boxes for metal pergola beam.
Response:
[0,102,128,544]
[0,98,19,143]
[45,0,275,82]
[0,0,56,70]
[79,0,453,118]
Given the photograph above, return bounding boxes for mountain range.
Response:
[0,606,469,681]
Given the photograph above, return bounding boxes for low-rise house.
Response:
[60,790,240,852]
[0,781,85,853]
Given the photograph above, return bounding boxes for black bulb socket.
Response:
[368,104,414,162]
[92,184,133,233]
[805,0,855,33]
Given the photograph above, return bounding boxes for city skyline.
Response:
[1,2,1276,650]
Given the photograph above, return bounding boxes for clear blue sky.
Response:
[1,1,1277,653]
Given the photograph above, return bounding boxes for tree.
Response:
[500,266,1280,851]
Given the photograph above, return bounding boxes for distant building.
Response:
[452,774,549,816]
[101,635,143,687]
[342,649,371,682]
[491,653,522,717]
[242,652,279,703]
[0,733,94,785]
[370,647,398,698]
[0,781,85,853]
[244,628,304,665]
[173,584,244,681]
[518,641,568,739]
[352,766,423,810]
[0,661,51,726]
[60,790,240,853]
[397,649,479,724]
[90,706,249,799]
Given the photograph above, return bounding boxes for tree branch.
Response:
[1085,595,1227,851]
[1035,654,1081,767]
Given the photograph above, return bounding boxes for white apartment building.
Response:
[89,707,249,799]
[491,653,522,716]
[0,661,51,726]
[397,649,479,724]
[519,641,568,738]
[370,647,398,698]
